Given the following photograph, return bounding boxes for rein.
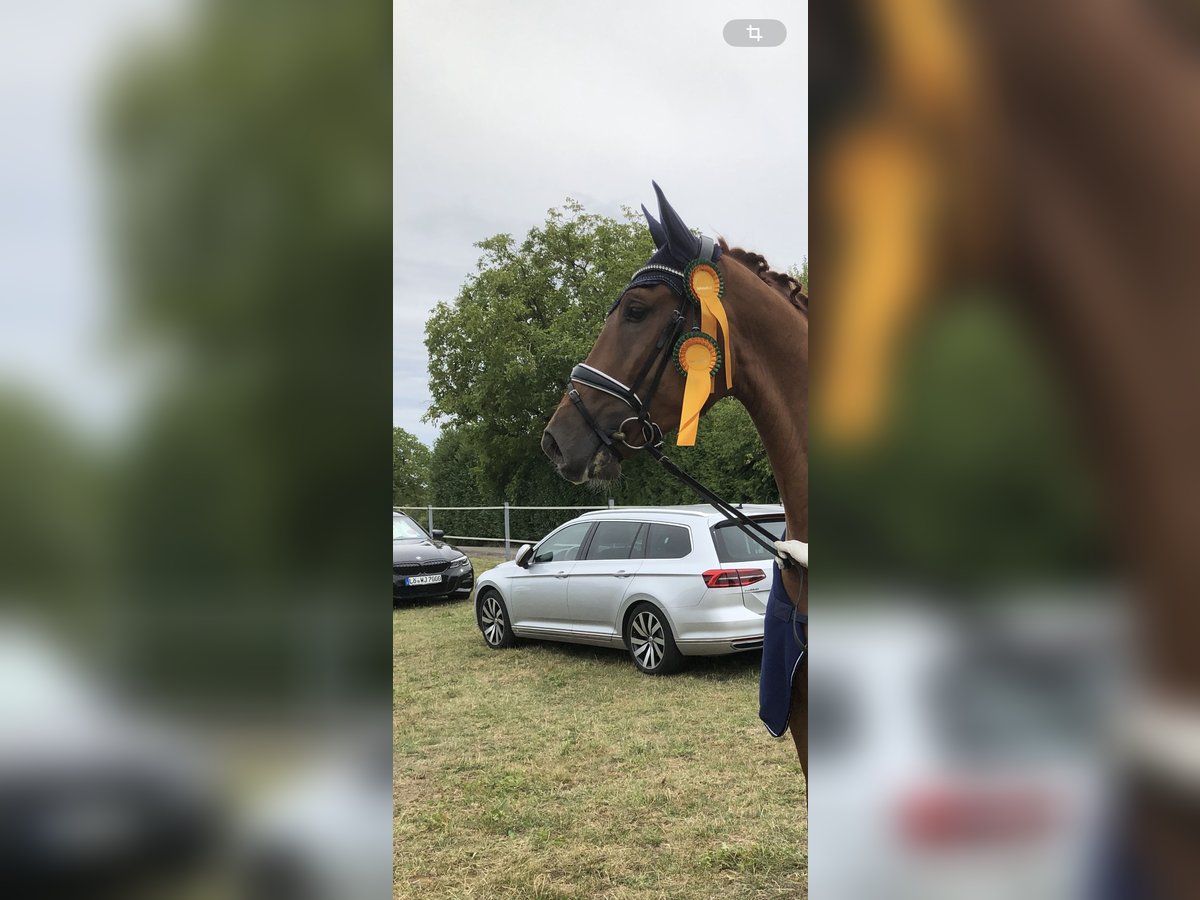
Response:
[646,444,791,565]
[566,251,794,570]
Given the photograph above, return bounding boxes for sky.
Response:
[394,0,808,446]
[0,0,187,436]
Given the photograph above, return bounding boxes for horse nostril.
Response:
[541,430,563,464]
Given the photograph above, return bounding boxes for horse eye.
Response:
[623,302,648,322]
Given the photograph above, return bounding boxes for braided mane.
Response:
[719,239,808,314]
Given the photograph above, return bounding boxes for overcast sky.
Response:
[394,0,808,446]
[0,0,185,436]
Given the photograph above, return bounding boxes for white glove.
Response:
[774,539,808,569]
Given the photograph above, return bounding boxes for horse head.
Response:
[541,183,735,484]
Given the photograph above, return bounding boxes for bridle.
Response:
[567,265,688,453]
[565,245,796,569]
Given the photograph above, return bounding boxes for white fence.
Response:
[394,502,616,559]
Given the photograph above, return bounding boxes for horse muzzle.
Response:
[585,444,622,482]
[541,425,622,484]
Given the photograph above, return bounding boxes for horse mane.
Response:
[718,239,809,314]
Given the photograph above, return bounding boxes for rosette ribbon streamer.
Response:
[685,260,733,391]
[674,331,722,446]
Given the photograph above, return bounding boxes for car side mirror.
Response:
[431,529,445,541]
[514,543,533,568]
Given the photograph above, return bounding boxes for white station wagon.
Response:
[473,505,786,674]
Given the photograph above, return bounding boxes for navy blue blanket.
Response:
[759,564,806,737]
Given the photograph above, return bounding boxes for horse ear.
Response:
[642,204,667,248]
[652,181,700,260]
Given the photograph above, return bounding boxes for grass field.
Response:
[394,556,807,899]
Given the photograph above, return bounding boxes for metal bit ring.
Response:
[617,416,659,450]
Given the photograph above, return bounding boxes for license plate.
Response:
[405,574,442,586]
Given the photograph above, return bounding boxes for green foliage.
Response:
[813,296,1105,587]
[788,258,809,294]
[424,200,656,485]
[0,391,106,609]
[103,0,391,700]
[426,425,497,541]
[392,427,431,506]
[422,201,784,541]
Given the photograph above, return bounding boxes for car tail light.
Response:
[896,784,1057,848]
[702,568,767,588]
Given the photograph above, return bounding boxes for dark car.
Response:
[0,629,222,895]
[392,511,474,603]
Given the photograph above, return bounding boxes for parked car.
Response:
[237,737,392,900]
[0,626,221,893]
[472,505,786,674]
[809,600,1120,900]
[392,511,474,603]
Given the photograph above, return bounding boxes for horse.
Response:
[815,0,1200,893]
[540,183,809,774]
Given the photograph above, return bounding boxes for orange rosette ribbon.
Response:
[674,332,721,446]
[685,261,732,390]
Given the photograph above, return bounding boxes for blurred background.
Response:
[0,0,390,896]
[811,0,1200,897]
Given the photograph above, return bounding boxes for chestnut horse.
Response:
[541,184,809,773]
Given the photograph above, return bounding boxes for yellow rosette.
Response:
[674,332,721,446]
[685,261,732,390]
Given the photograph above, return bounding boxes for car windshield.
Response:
[711,517,786,562]
[393,514,427,541]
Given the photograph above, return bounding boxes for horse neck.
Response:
[984,10,1200,696]
[723,265,809,548]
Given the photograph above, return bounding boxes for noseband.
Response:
[565,245,793,568]
[566,265,688,454]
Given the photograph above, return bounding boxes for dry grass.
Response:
[394,557,806,899]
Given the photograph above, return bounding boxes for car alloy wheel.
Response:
[626,602,682,674]
[477,592,516,648]
[481,594,506,646]
[630,610,666,670]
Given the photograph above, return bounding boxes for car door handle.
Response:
[614,571,631,578]
[554,571,569,579]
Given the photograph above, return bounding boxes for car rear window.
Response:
[644,523,691,559]
[711,517,786,562]
[931,643,1109,762]
[585,521,643,560]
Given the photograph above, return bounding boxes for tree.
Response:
[423,201,787,517]
[426,425,494,540]
[392,427,431,506]
[0,391,106,612]
[425,200,655,485]
[103,0,391,700]
[812,297,1105,587]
